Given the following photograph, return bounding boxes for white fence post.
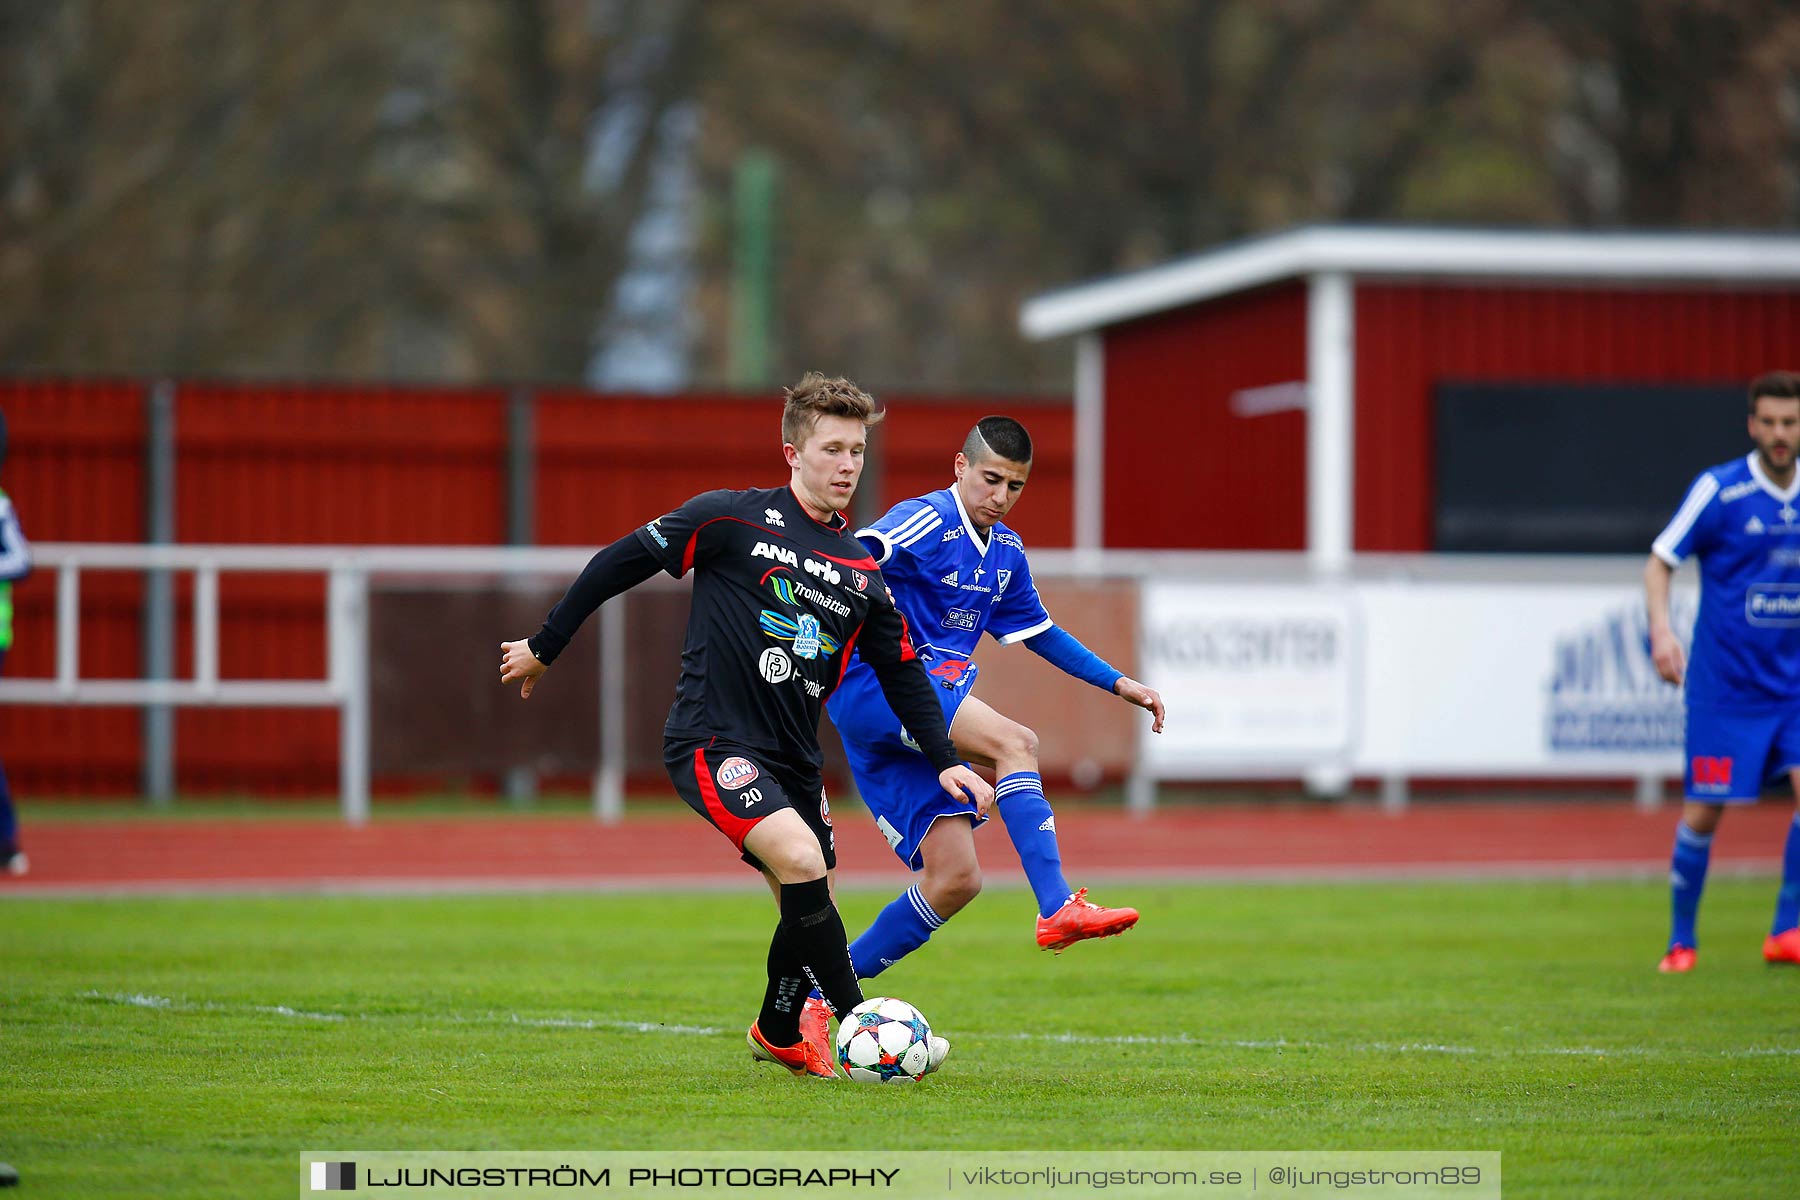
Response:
[594,597,626,825]
[330,563,370,827]
[55,563,80,696]
[193,562,219,696]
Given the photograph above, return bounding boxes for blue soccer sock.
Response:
[0,756,16,851]
[1669,821,1714,951]
[1772,815,1800,935]
[996,771,1072,918]
[845,884,945,980]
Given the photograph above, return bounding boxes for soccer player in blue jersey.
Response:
[804,416,1164,1048]
[0,410,31,877]
[1648,370,1800,972]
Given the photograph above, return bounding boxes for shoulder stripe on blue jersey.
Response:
[1652,473,1719,564]
[854,528,893,566]
[883,504,940,545]
[893,514,943,548]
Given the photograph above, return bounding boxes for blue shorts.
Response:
[827,657,987,870]
[1683,703,1800,803]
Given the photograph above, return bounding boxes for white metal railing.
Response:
[0,544,1684,823]
[0,543,622,826]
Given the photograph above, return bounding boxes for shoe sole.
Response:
[1038,915,1139,954]
[747,1030,838,1080]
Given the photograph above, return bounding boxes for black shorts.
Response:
[664,736,836,872]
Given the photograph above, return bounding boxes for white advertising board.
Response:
[1139,584,1355,769]
[1350,582,1690,775]
[1135,576,1694,780]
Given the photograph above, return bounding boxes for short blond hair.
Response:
[782,372,884,448]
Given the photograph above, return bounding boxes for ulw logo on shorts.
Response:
[716,757,760,790]
[1691,756,1733,789]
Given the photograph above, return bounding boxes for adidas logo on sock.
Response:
[1038,816,1055,832]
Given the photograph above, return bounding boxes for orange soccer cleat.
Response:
[1762,928,1800,965]
[1658,945,1697,973]
[748,1020,840,1079]
[799,995,835,1069]
[1035,887,1140,954]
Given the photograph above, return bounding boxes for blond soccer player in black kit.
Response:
[499,374,992,1080]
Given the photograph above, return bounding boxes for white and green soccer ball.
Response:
[835,997,933,1082]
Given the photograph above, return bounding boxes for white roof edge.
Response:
[1019,225,1800,340]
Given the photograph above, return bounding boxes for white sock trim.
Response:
[906,885,946,930]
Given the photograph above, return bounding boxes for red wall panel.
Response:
[533,391,784,547]
[533,391,1072,549]
[1354,284,1800,551]
[172,383,511,794]
[176,383,510,544]
[0,382,148,792]
[1101,283,1308,549]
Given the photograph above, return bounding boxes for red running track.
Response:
[2,800,1794,896]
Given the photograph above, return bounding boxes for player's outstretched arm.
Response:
[1113,676,1165,733]
[1643,553,1685,685]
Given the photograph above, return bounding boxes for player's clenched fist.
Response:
[499,639,547,698]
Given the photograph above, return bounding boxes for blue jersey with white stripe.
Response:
[1652,452,1800,707]
[854,486,1051,667]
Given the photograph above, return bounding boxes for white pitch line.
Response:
[78,991,1796,1060]
[504,1013,726,1036]
[82,991,345,1021]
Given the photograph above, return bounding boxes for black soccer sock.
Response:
[779,877,864,1019]
[756,923,808,1046]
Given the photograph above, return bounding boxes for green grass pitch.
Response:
[5,878,1798,1198]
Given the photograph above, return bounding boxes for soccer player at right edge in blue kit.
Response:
[1648,370,1800,973]
[806,416,1165,1048]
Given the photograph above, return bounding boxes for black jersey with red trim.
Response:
[636,485,954,775]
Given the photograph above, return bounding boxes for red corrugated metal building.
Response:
[1019,226,1800,560]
